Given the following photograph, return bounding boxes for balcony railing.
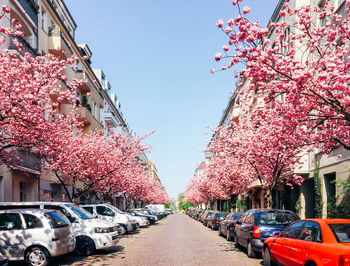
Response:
[13,150,41,173]
[17,0,39,26]
[48,28,73,59]
[9,35,37,56]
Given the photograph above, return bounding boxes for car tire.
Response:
[120,224,127,235]
[234,235,240,248]
[25,246,50,266]
[218,227,223,236]
[227,231,233,241]
[247,240,256,258]
[263,247,272,266]
[75,236,96,256]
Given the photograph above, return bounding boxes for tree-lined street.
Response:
[58,213,261,266]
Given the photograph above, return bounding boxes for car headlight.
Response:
[95,227,109,233]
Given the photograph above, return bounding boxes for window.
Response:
[329,223,350,243]
[82,207,93,214]
[299,221,322,242]
[44,205,75,223]
[0,213,22,230]
[282,221,305,239]
[23,214,43,229]
[41,9,47,33]
[45,211,70,228]
[19,182,26,202]
[258,212,298,226]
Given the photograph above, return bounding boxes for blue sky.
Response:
[65,0,279,199]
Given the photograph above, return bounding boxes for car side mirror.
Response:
[272,231,281,237]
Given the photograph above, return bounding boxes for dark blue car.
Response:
[234,209,299,258]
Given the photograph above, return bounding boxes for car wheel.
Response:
[263,247,272,266]
[234,235,240,248]
[25,246,50,266]
[75,236,96,256]
[218,227,223,236]
[227,231,233,241]
[247,241,256,258]
[120,224,127,235]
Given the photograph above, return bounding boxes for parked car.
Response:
[0,202,119,256]
[165,209,174,214]
[125,212,150,227]
[127,210,156,225]
[263,218,350,266]
[234,209,299,258]
[0,209,75,266]
[195,210,203,220]
[0,255,7,266]
[81,203,138,234]
[207,211,227,230]
[202,210,214,226]
[218,212,243,241]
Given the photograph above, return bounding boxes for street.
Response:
[56,213,261,266]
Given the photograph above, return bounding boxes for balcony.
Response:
[13,150,41,174]
[104,110,119,128]
[79,106,103,131]
[9,35,37,56]
[48,31,73,59]
[17,0,39,26]
[75,71,90,92]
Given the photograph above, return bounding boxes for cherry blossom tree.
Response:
[212,0,350,152]
[0,5,170,204]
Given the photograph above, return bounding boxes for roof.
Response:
[196,161,206,170]
[0,209,54,214]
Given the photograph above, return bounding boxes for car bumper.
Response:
[94,232,119,250]
[51,239,76,257]
[251,238,263,253]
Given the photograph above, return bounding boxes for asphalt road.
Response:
[55,213,262,266]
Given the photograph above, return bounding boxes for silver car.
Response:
[0,209,75,266]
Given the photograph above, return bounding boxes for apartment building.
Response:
[0,0,104,202]
[211,0,350,218]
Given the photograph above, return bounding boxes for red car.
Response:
[263,219,350,266]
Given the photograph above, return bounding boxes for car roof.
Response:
[299,218,350,224]
[0,208,55,214]
[249,209,295,213]
[0,202,75,205]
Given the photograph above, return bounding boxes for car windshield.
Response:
[207,212,213,217]
[65,204,94,220]
[134,211,145,216]
[108,205,122,214]
[45,211,70,228]
[328,223,350,243]
[258,212,298,226]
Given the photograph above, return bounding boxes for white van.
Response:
[0,202,118,256]
[81,203,138,234]
[0,209,75,266]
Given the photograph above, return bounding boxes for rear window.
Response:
[216,213,226,220]
[328,224,350,243]
[258,212,298,226]
[45,211,70,228]
[232,213,242,220]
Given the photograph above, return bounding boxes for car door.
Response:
[0,213,26,259]
[96,206,114,223]
[242,212,254,247]
[272,221,305,265]
[287,221,322,266]
[222,214,231,235]
[236,213,247,245]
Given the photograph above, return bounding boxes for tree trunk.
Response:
[265,189,273,209]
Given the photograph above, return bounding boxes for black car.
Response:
[234,209,299,258]
[207,211,227,230]
[218,212,243,241]
[127,210,156,225]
